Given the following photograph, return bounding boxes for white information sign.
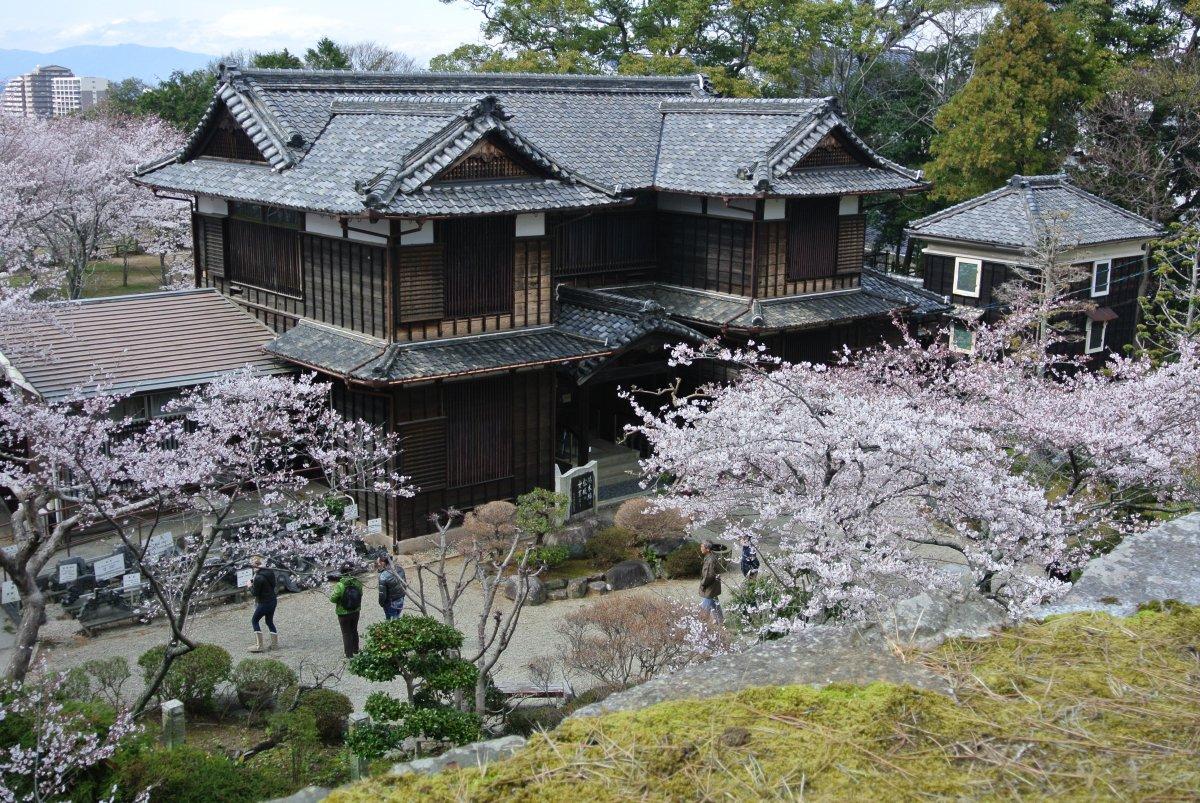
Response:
[1,580,17,605]
[236,568,253,588]
[123,572,141,589]
[343,503,359,521]
[366,518,382,535]
[147,532,174,558]
[58,563,78,584]
[93,554,126,581]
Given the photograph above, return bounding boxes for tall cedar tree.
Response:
[925,0,1102,203]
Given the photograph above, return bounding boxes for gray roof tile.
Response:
[907,174,1162,249]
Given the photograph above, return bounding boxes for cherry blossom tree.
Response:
[0,370,412,702]
[0,114,189,299]
[629,308,1200,638]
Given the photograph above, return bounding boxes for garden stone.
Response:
[544,518,596,558]
[391,735,527,776]
[605,559,654,591]
[548,589,568,601]
[545,577,568,591]
[587,573,607,583]
[161,699,186,747]
[646,537,687,558]
[504,576,547,605]
[587,581,610,595]
[567,578,589,598]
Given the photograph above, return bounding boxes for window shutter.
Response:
[836,214,865,273]
[397,416,447,491]
[198,216,226,277]
[786,198,839,280]
[398,244,446,322]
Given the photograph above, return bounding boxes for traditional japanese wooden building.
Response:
[906,174,1162,357]
[134,65,945,538]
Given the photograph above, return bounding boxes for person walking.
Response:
[329,567,364,658]
[699,540,724,624]
[739,535,760,580]
[248,556,279,652]
[376,555,407,620]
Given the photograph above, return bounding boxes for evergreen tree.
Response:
[925,0,1102,203]
[134,69,217,131]
[304,37,351,70]
[252,48,304,69]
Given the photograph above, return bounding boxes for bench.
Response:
[494,680,575,707]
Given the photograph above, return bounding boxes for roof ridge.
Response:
[906,183,1019,230]
[47,288,217,307]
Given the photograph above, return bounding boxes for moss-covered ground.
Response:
[330,603,1200,801]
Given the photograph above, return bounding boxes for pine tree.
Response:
[925,0,1102,203]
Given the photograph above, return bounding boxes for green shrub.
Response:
[136,643,232,714]
[662,541,703,579]
[64,656,131,709]
[268,708,321,786]
[527,544,571,569]
[515,488,568,544]
[231,658,297,714]
[296,687,354,744]
[113,745,272,803]
[585,526,636,568]
[505,705,566,736]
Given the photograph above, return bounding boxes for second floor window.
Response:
[1085,319,1107,354]
[443,216,515,318]
[950,322,976,354]
[953,257,981,298]
[1091,260,1111,297]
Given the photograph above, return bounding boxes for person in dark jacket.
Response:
[699,541,724,624]
[376,556,406,620]
[739,535,760,579]
[329,568,364,658]
[248,556,278,652]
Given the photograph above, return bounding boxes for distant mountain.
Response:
[0,44,215,84]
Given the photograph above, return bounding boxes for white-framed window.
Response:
[952,257,981,298]
[1085,319,1107,354]
[1091,260,1111,297]
[950,322,976,354]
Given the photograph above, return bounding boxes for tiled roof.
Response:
[135,66,926,214]
[264,289,705,385]
[906,174,1162,249]
[860,269,952,318]
[0,289,290,400]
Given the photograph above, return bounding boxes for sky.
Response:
[0,0,488,65]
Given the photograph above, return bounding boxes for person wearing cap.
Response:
[329,565,364,658]
[248,556,279,652]
[698,541,724,624]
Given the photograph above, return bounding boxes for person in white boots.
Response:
[248,556,279,652]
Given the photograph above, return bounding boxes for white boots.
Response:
[249,631,265,653]
[249,631,279,652]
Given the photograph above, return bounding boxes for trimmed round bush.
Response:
[113,745,273,803]
[585,526,636,568]
[613,498,689,542]
[136,643,232,714]
[527,544,571,569]
[296,687,354,744]
[231,658,297,714]
[663,541,704,579]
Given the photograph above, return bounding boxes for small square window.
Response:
[950,323,976,354]
[953,258,981,298]
[1085,319,1107,354]
[1091,260,1111,297]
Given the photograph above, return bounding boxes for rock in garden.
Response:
[548,589,569,601]
[587,581,610,595]
[391,735,527,776]
[567,578,589,598]
[545,577,568,591]
[544,518,596,558]
[605,559,654,591]
[646,537,687,558]
[504,576,547,605]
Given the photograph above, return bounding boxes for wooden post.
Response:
[161,699,186,747]
[348,712,370,780]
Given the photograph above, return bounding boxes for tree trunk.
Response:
[5,573,46,681]
[122,253,129,287]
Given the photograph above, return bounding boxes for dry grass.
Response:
[329,603,1200,802]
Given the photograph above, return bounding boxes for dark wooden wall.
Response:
[225,217,302,296]
[922,252,1013,314]
[329,384,394,535]
[444,216,515,317]
[757,215,863,298]
[657,212,754,295]
[552,208,657,286]
[302,233,388,339]
[764,318,899,364]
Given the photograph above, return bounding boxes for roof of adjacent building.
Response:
[906,174,1163,250]
[265,286,707,386]
[0,289,290,400]
[133,65,925,215]
[599,275,949,333]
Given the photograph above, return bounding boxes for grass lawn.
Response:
[82,255,169,298]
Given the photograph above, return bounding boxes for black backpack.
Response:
[341,581,362,612]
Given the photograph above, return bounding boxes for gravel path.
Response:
[6,557,741,710]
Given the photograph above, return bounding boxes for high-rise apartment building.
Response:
[2,65,109,117]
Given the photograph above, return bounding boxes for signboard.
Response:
[58,563,78,584]
[123,572,141,589]
[366,518,382,536]
[344,502,359,521]
[93,554,125,582]
[147,532,173,558]
[1,580,17,605]
[555,460,599,520]
[236,568,253,588]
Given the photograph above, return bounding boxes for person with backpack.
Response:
[328,566,364,658]
[248,555,279,653]
[376,555,406,620]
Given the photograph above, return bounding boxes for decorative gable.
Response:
[197,104,267,163]
[434,136,539,183]
[789,130,867,172]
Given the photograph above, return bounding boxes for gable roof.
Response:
[906,174,1163,250]
[134,66,926,216]
[0,289,290,400]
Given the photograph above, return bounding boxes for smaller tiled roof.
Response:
[906,174,1163,250]
[0,289,290,400]
[860,269,952,318]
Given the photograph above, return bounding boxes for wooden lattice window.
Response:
[437,139,534,182]
[443,216,515,317]
[446,378,512,488]
[398,416,448,492]
[786,198,839,280]
[198,105,267,163]
[791,132,865,171]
